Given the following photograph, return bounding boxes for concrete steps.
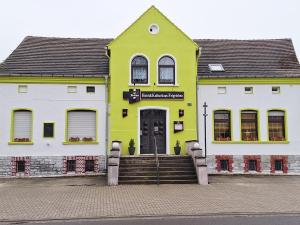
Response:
[118,155,198,185]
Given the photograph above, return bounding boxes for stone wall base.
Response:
[0,155,106,177]
[206,155,300,175]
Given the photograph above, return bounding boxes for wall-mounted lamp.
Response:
[179,109,184,117]
[122,109,128,117]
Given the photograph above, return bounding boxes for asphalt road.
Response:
[5,214,300,225]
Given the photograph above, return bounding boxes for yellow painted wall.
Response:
[108,6,199,155]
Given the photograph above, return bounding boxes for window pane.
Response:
[241,111,258,141]
[17,161,25,173]
[159,67,174,83]
[159,56,174,65]
[67,110,96,142]
[275,160,282,171]
[220,160,229,171]
[85,160,95,172]
[214,111,231,141]
[268,111,285,141]
[132,67,147,82]
[14,110,32,142]
[44,123,54,138]
[248,160,257,171]
[67,160,76,172]
[132,56,147,65]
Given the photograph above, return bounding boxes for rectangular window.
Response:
[13,110,32,142]
[272,86,280,94]
[244,87,253,94]
[248,160,257,171]
[43,123,54,138]
[18,85,28,93]
[85,160,95,172]
[86,86,95,93]
[67,160,76,172]
[67,110,96,142]
[241,110,258,141]
[268,111,285,141]
[17,161,25,173]
[220,160,229,171]
[214,110,231,141]
[67,86,77,93]
[217,87,226,94]
[275,160,283,171]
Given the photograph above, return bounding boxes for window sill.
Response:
[156,83,179,87]
[63,141,99,145]
[8,142,34,145]
[128,83,150,87]
[212,141,290,144]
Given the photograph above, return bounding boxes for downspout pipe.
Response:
[195,47,201,145]
[104,46,110,172]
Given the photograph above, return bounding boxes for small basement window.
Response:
[244,87,253,94]
[208,64,224,72]
[18,85,28,93]
[275,160,283,171]
[86,86,95,93]
[272,86,280,94]
[67,86,77,93]
[220,160,229,171]
[67,160,76,172]
[217,87,226,94]
[85,160,95,172]
[248,160,257,171]
[17,161,25,173]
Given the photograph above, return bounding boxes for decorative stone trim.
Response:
[63,156,99,174]
[270,155,288,173]
[215,155,233,172]
[11,156,31,176]
[244,155,261,172]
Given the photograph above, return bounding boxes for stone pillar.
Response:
[197,165,208,185]
[185,140,198,156]
[107,141,121,186]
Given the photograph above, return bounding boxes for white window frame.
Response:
[156,54,178,86]
[129,54,150,86]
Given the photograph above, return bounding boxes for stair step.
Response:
[119,179,198,185]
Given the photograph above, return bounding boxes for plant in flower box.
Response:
[69,137,80,142]
[82,137,93,142]
[14,138,30,142]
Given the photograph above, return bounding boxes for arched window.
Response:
[131,56,148,84]
[268,110,286,141]
[158,56,175,84]
[241,110,258,141]
[214,110,231,141]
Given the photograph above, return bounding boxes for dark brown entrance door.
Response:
[140,109,166,154]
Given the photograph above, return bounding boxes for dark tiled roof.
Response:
[0,36,112,77]
[0,36,300,78]
[195,39,300,78]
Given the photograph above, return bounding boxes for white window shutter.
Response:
[14,110,32,140]
[68,111,96,141]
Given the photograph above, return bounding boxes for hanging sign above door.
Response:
[123,89,184,103]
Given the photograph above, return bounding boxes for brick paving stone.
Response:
[0,176,300,221]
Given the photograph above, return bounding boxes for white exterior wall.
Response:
[0,83,107,157]
[198,84,300,155]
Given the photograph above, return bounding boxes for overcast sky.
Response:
[0,0,299,62]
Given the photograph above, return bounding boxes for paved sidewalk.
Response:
[1,176,300,222]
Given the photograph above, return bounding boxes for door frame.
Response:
[137,106,170,155]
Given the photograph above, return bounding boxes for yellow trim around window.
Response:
[212,109,233,142]
[10,108,33,144]
[240,109,260,142]
[64,108,98,144]
[267,109,288,142]
[212,141,289,144]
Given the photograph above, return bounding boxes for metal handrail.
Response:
[154,135,160,185]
